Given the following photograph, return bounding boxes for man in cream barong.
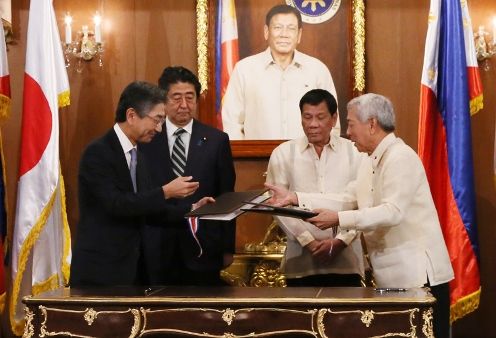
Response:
[265,89,364,286]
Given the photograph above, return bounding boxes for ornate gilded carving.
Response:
[139,307,148,336]
[221,225,287,286]
[244,240,286,254]
[28,300,435,338]
[196,0,209,93]
[360,309,374,327]
[221,252,286,287]
[222,308,236,325]
[318,308,421,338]
[39,306,50,338]
[220,269,248,286]
[422,308,434,338]
[39,306,140,338]
[130,309,141,338]
[250,261,286,287]
[317,308,327,338]
[352,0,366,93]
[409,309,418,338]
[244,221,287,254]
[83,308,97,325]
[141,307,317,337]
[22,307,35,338]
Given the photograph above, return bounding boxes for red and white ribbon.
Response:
[187,217,202,257]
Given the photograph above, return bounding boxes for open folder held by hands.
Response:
[185,190,270,221]
[240,202,318,219]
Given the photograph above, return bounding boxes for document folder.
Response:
[185,190,269,221]
[240,202,318,219]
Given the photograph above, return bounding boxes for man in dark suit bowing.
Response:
[71,81,212,287]
[141,66,236,286]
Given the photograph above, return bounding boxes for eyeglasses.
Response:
[167,93,197,105]
[144,114,166,126]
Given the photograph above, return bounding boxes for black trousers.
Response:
[427,281,450,338]
[286,273,362,287]
[166,267,227,286]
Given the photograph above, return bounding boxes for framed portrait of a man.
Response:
[196,0,365,157]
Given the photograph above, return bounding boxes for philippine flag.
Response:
[418,0,482,323]
[215,0,239,130]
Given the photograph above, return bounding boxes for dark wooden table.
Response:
[23,286,435,337]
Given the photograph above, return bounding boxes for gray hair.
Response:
[347,93,396,132]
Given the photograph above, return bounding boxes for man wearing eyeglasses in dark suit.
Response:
[141,66,236,286]
[70,81,211,287]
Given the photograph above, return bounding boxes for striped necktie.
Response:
[171,128,187,177]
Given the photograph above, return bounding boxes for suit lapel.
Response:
[161,126,176,180]
[136,150,148,192]
[184,120,203,176]
[107,129,135,192]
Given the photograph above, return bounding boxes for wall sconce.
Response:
[63,12,104,73]
[474,20,496,71]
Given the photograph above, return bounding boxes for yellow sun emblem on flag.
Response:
[302,1,326,12]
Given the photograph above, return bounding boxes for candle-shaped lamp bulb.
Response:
[64,13,72,44]
[94,12,102,43]
[492,17,496,45]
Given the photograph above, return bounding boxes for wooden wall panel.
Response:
[135,0,197,83]
[366,0,430,146]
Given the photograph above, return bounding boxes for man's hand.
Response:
[192,196,215,210]
[264,182,298,207]
[163,176,199,199]
[305,240,320,254]
[312,238,346,262]
[307,208,339,230]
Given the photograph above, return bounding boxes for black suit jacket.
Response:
[141,119,236,283]
[70,128,189,287]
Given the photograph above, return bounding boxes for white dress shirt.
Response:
[113,123,136,168]
[338,133,454,288]
[266,134,365,278]
[222,48,340,140]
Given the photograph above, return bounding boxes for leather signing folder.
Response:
[185,190,269,221]
[240,202,318,220]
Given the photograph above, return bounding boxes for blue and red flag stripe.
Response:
[215,0,239,130]
[418,0,481,323]
[187,217,203,258]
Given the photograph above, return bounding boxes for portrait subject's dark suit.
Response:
[70,128,189,287]
[141,119,236,285]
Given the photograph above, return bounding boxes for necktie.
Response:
[171,128,187,177]
[129,148,137,192]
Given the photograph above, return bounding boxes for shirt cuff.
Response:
[295,192,312,209]
[296,231,315,247]
[336,230,356,246]
[338,210,357,231]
